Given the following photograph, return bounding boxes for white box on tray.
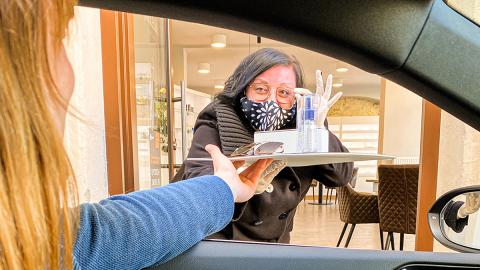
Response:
[254,128,329,153]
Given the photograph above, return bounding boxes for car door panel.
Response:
[147,240,480,270]
[385,0,480,130]
[79,0,433,74]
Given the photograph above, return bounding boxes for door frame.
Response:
[100,10,139,194]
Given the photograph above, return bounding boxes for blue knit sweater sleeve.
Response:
[73,175,234,270]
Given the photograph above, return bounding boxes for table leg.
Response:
[309,183,333,205]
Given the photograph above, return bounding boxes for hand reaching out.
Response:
[205,144,273,202]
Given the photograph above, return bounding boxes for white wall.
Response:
[64,7,108,203]
[381,80,422,158]
[437,112,480,196]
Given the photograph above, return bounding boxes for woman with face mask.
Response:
[174,48,353,243]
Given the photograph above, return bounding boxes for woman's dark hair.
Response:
[216,48,304,106]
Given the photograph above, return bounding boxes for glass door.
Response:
[132,16,214,190]
[133,15,173,190]
[173,85,213,165]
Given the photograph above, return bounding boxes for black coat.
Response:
[173,101,353,243]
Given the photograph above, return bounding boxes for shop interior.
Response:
[64,6,480,252]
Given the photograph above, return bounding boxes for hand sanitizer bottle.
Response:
[298,94,318,153]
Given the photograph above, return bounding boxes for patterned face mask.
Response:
[240,96,296,131]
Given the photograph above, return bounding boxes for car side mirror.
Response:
[429,185,480,253]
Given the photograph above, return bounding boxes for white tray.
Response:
[186,152,394,167]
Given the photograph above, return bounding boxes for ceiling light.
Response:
[332,79,343,88]
[211,34,227,48]
[214,80,225,89]
[197,63,210,74]
[336,67,349,72]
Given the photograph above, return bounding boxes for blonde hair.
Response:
[0,0,78,269]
